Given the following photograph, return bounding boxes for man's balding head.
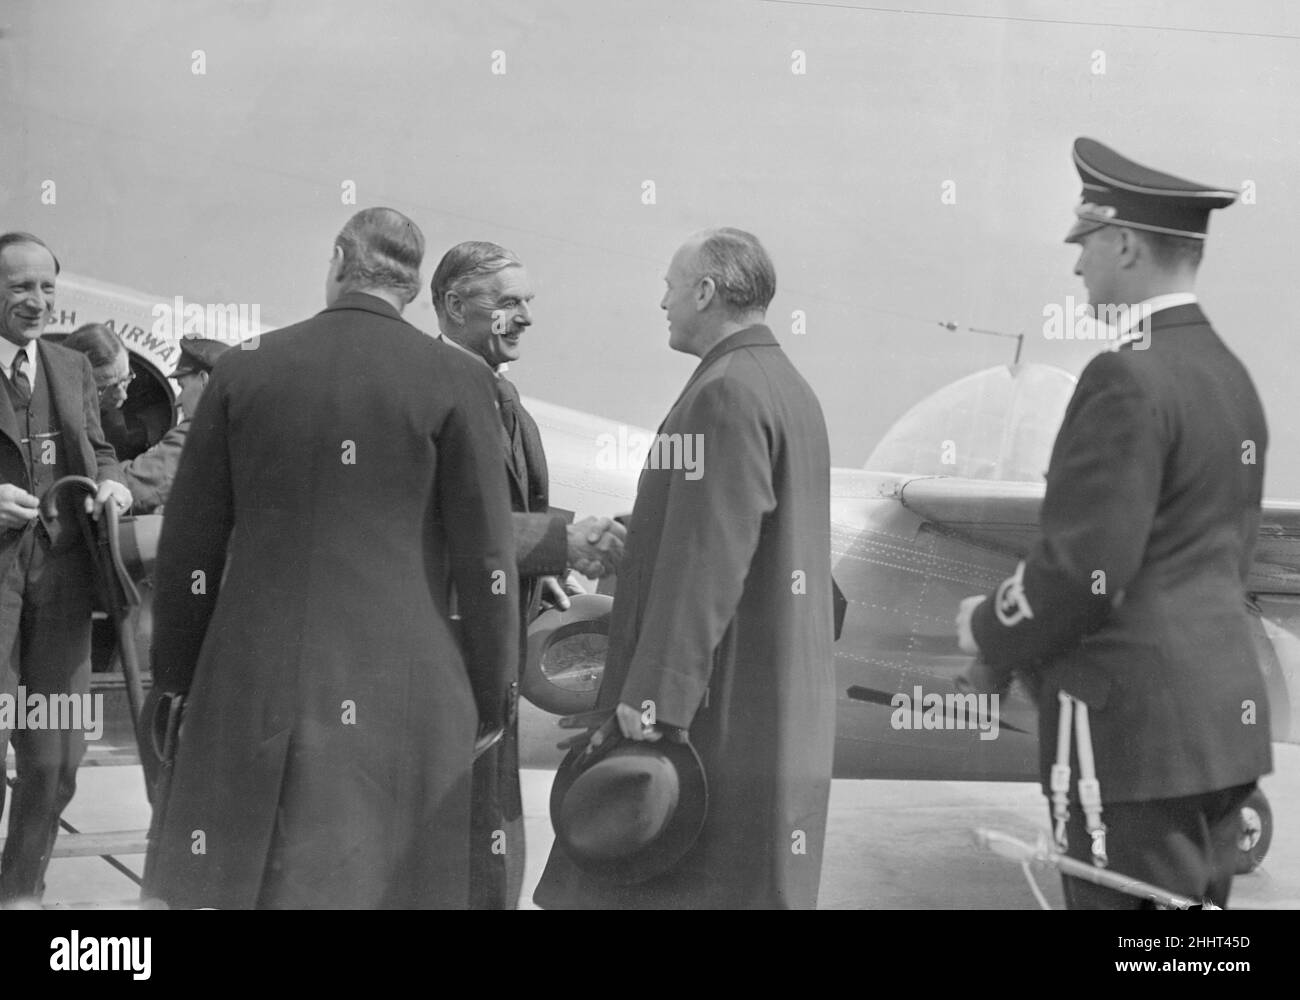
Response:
[691,228,776,316]
[660,227,775,356]
[327,208,425,309]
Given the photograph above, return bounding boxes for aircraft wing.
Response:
[895,475,1300,596]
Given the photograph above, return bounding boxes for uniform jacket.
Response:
[972,304,1272,802]
[143,293,519,909]
[121,419,188,513]
[534,325,837,909]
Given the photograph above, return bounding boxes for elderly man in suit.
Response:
[143,208,518,909]
[0,232,132,904]
[431,240,625,909]
[534,228,837,909]
[956,138,1272,909]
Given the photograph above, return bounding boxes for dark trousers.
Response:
[468,715,525,909]
[1057,782,1255,909]
[0,526,93,903]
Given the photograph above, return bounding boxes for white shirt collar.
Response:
[0,337,38,381]
[1110,293,1199,351]
[436,333,508,376]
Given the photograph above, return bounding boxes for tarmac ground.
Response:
[11,708,1297,909]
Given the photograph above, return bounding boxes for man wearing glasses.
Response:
[96,354,134,405]
[63,322,141,460]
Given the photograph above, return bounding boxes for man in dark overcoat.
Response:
[431,241,625,909]
[957,139,1272,908]
[142,209,518,909]
[535,228,837,909]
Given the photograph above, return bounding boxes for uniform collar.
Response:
[1109,293,1199,351]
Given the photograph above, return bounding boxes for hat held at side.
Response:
[549,720,707,886]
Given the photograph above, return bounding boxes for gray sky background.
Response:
[3,0,1298,491]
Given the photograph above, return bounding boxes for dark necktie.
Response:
[10,351,30,404]
[495,375,529,488]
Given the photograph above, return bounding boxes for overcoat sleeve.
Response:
[121,420,188,513]
[617,379,777,729]
[149,366,234,694]
[512,511,568,579]
[971,351,1164,679]
[439,368,520,731]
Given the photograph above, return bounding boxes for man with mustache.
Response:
[431,241,626,909]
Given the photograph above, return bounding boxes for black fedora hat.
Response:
[549,724,707,886]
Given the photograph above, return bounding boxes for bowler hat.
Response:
[549,723,707,885]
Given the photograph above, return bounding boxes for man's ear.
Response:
[443,290,465,325]
[695,276,716,312]
[199,371,210,389]
[1116,228,1143,269]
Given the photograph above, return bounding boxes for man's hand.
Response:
[615,701,661,742]
[955,595,985,655]
[540,574,569,611]
[0,483,38,531]
[541,570,587,611]
[567,516,626,578]
[86,480,132,522]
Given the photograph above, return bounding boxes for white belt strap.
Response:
[1050,692,1072,852]
[1051,692,1108,867]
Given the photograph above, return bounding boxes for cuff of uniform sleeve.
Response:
[970,596,1015,686]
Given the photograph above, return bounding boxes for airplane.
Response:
[47,272,1300,880]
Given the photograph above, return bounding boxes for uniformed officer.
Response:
[120,337,231,513]
[955,138,1271,909]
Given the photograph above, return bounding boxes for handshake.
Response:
[566,515,626,579]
